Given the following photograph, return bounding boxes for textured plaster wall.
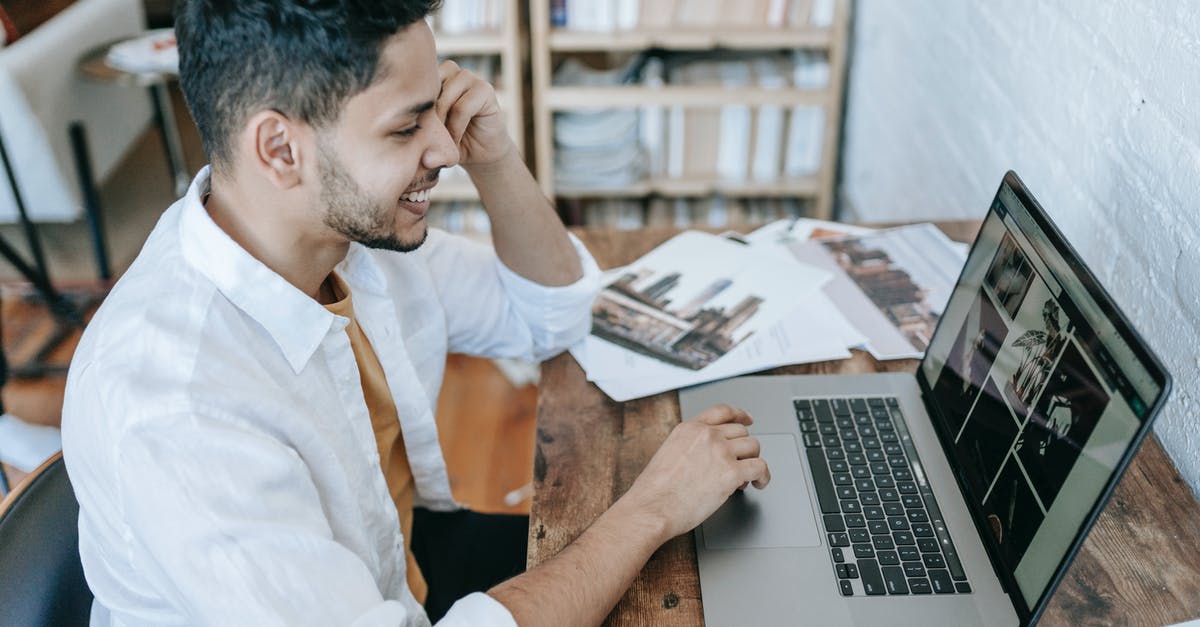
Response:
[840,1,1200,495]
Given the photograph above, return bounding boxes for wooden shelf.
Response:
[432,179,480,202]
[556,176,821,199]
[436,31,507,55]
[545,86,827,109]
[548,28,833,52]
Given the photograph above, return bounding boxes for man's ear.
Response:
[245,110,305,189]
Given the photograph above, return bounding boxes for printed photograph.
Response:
[985,233,1035,319]
[1015,340,1110,509]
[955,377,1022,499]
[820,234,942,352]
[984,455,1045,567]
[932,289,1011,434]
[1001,296,1072,418]
[592,268,767,370]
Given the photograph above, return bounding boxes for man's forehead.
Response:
[357,23,441,123]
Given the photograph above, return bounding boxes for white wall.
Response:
[840,1,1200,495]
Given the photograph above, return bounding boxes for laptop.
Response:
[680,171,1172,626]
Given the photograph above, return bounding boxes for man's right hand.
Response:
[623,404,772,541]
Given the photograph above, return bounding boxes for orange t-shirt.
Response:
[324,274,427,603]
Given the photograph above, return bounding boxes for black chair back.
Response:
[0,453,92,626]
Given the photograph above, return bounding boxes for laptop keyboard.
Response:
[795,396,972,597]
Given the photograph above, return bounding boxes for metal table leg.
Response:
[149,82,191,197]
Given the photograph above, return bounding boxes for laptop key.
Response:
[819,424,837,435]
[829,459,850,473]
[955,582,972,594]
[858,559,886,595]
[852,466,871,479]
[850,529,870,544]
[833,473,853,486]
[863,506,885,520]
[899,547,921,562]
[847,453,867,465]
[814,402,835,423]
[853,544,875,559]
[923,554,947,569]
[870,462,890,475]
[909,578,932,595]
[912,523,934,537]
[877,550,900,566]
[831,398,850,416]
[823,435,842,448]
[893,531,915,546]
[902,494,923,508]
[907,510,929,523]
[893,468,913,481]
[800,421,818,433]
[828,533,850,547]
[884,443,903,456]
[803,433,822,448]
[844,441,863,453]
[861,492,881,506]
[888,456,908,469]
[862,436,881,449]
[805,448,840,514]
[845,514,867,528]
[855,479,875,492]
[868,397,886,408]
[888,517,910,531]
[839,580,854,596]
[886,397,899,407]
[868,520,890,535]
[917,538,940,553]
[903,563,926,578]
[897,481,918,494]
[883,502,904,517]
[823,514,845,532]
[831,548,845,563]
[827,448,846,460]
[928,569,954,594]
[836,564,850,579]
[875,476,896,489]
[836,416,855,430]
[879,488,900,501]
[872,536,895,550]
[841,500,862,514]
[855,414,873,426]
[881,566,909,595]
[880,432,899,443]
[794,399,813,410]
[866,450,885,463]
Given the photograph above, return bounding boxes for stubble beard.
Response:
[317,142,427,253]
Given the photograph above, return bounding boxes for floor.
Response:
[0,87,537,515]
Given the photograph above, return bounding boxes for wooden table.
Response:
[528,224,1200,626]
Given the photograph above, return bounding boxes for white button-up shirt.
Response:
[62,167,601,626]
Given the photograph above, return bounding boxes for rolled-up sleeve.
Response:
[425,230,601,362]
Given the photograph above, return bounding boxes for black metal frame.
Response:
[0,121,95,379]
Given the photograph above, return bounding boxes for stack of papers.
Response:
[105,29,178,75]
[572,219,968,401]
[553,58,645,190]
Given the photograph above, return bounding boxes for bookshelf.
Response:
[530,0,852,225]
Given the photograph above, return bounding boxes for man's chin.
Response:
[356,224,428,253]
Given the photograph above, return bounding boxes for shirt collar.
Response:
[178,166,345,374]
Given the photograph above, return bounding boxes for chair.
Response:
[0,452,93,626]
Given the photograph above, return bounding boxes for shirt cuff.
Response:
[493,232,601,361]
[435,592,518,627]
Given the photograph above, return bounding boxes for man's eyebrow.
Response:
[389,100,436,121]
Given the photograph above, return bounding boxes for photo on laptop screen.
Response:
[921,183,1166,612]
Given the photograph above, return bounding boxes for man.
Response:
[62,1,770,625]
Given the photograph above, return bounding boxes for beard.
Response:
[317,140,428,253]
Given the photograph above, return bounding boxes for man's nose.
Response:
[422,116,460,170]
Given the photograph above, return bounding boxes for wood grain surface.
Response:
[528,223,1200,626]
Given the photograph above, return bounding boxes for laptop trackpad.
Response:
[702,433,821,549]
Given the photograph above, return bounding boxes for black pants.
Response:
[411,507,528,622]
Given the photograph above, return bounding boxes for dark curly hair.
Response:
[174,0,443,172]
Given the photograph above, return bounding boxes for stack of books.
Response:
[550,0,837,30]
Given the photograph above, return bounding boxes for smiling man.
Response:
[61,1,769,625]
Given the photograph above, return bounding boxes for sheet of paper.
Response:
[788,224,968,360]
[581,230,829,381]
[589,291,860,401]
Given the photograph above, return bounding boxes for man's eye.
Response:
[393,125,421,138]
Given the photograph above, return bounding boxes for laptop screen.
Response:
[919,175,1168,615]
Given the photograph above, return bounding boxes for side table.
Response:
[77,37,191,198]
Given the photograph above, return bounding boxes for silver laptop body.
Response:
[681,172,1172,626]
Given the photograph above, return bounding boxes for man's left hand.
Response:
[436,60,512,169]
